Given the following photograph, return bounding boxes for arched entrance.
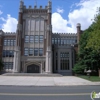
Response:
[27,64,40,73]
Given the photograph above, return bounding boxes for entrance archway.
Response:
[27,64,40,73]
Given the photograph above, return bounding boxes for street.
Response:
[0,86,100,100]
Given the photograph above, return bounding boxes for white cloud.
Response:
[52,13,75,33]
[52,0,100,33]
[56,8,64,14]
[0,14,18,32]
[0,0,99,33]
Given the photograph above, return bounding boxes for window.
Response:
[55,38,57,44]
[75,39,77,43]
[14,40,16,45]
[29,48,33,56]
[61,38,64,45]
[6,51,9,57]
[24,48,28,56]
[4,39,7,46]
[30,35,34,43]
[35,35,38,43]
[3,39,16,46]
[10,40,13,46]
[39,35,43,43]
[67,39,70,44]
[60,52,69,70]
[5,62,8,69]
[3,62,13,69]
[8,40,10,46]
[2,50,14,57]
[58,38,60,45]
[64,39,66,44]
[9,51,14,57]
[39,48,43,56]
[34,48,38,56]
[3,50,6,57]
[52,38,54,44]
[25,36,29,43]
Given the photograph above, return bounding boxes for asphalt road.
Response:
[0,86,100,100]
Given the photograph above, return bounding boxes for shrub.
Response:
[72,62,87,74]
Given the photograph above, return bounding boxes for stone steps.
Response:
[1,73,63,77]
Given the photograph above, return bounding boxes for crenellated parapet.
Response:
[4,32,16,36]
[52,33,77,37]
[21,1,50,14]
[23,5,48,14]
[23,5,48,10]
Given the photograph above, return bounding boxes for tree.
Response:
[86,7,100,53]
[73,9,100,74]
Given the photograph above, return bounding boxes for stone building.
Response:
[0,0,82,75]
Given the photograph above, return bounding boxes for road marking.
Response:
[0,93,90,96]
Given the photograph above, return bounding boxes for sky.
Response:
[0,0,100,33]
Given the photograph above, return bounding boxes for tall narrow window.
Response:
[25,36,29,43]
[39,35,43,43]
[64,39,66,45]
[52,38,54,44]
[39,48,43,56]
[29,48,33,56]
[9,62,12,69]
[9,51,13,57]
[4,39,7,46]
[6,50,9,57]
[67,39,70,44]
[3,50,6,57]
[8,40,10,46]
[30,35,34,43]
[24,48,28,56]
[35,35,38,43]
[55,38,57,44]
[34,48,38,56]
[14,40,16,45]
[10,40,13,46]
[61,38,64,45]
[60,52,69,70]
[58,38,60,45]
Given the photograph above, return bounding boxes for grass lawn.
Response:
[77,75,100,82]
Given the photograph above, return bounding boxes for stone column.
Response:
[41,62,43,73]
[13,49,21,72]
[45,0,52,73]
[69,51,72,71]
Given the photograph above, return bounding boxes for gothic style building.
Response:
[0,0,82,75]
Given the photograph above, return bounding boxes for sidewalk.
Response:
[0,76,100,86]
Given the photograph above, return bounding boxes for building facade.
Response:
[0,0,82,75]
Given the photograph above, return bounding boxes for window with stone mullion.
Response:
[25,36,29,43]
[29,48,33,55]
[34,48,38,56]
[4,39,7,46]
[39,48,43,56]
[24,48,29,56]
[39,35,43,43]
[35,35,39,43]
[10,40,14,46]
[30,35,34,43]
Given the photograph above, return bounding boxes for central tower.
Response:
[13,0,52,73]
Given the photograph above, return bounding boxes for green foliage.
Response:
[72,61,87,74]
[86,7,100,53]
[73,7,100,75]
[0,59,4,71]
